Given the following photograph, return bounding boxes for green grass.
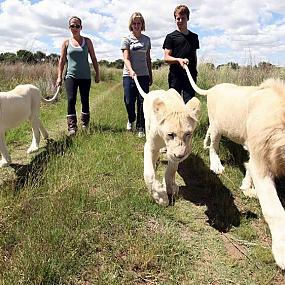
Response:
[0,65,285,284]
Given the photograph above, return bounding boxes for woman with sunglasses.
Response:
[57,16,100,135]
[121,12,152,138]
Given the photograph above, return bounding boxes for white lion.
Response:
[134,76,201,206]
[0,84,60,167]
[184,65,285,270]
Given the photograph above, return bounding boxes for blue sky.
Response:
[0,0,285,66]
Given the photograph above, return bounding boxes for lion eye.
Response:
[185,132,192,137]
[168,133,175,139]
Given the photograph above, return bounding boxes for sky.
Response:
[0,0,285,67]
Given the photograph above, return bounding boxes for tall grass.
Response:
[0,62,57,96]
[152,63,285,91]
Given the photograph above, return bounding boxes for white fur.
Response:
[0,84,59,167]
[185,65,285,269]
[134,76,201,206]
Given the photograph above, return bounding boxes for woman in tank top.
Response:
[56,16,100,135]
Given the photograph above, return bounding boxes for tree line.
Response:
[0,50,60,64]
[0,49,277,70]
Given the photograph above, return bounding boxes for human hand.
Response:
[178,58,189,68]
[95,73,100,83]
[130,70,136,79]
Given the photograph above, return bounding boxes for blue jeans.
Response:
[123,76,150,130]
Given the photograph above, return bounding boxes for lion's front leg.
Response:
[164,161,179,206]
[249,160,285,269]
[144,142,169,206]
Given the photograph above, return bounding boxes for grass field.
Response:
[0,64,285,284]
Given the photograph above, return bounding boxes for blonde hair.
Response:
[128,12,145,31]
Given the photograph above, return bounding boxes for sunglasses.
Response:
[69,24,81,29]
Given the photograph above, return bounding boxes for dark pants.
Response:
[123,75,150,130]
[168,72,197,103]
[65,78,91,115]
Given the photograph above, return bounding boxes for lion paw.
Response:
[27,145,39,154]
[0,159,10,167]
[241,187,257,198]
[152,181,169,206]
[152,190,169,206]
[210,163,224,174]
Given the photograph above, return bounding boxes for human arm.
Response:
[56,40,68,86]
[164,48,189,68]
[86,38,100,83]
[122,48,136,78]
[146,48,153,86]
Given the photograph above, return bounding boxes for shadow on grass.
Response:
[88,122,127,134]
[9,136,73,191]
[178,154,241,232]
[221,138,249,174]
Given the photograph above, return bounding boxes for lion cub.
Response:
[0,84,59,167]
[134,76,201,206]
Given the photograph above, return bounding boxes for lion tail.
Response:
[133,75,146,99]
[41,86,61,103]
[184,65,208,96]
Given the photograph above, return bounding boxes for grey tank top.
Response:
[66,37,91,79]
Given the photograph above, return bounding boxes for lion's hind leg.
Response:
[209,128,224,174]
[39,119,49,139]
[0,132,11,167]
[27,117,41,154]
[240,162,257,198]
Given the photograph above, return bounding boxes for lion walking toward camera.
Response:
[134,76,201,206]
[185,65,285,269]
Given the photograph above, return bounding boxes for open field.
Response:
[0,63,285,284]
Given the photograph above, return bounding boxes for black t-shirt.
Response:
[163,30,199,76]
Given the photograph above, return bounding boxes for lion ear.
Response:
[186,97,201,121]
[153,98,166,121]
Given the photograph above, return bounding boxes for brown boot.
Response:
[81,112,90,129]
[67,115,77,135]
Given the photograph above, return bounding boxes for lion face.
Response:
[160,114,196,162]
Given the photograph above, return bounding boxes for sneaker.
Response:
[68,129,76,136]
[138,131,145,138]
[137,128,145,138]
[126,121,135,131]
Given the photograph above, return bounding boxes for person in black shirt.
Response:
[163,5,199,103]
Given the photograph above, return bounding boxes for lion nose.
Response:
[174,152,185,159]
[174,146,187,159]
[174,153,185,159]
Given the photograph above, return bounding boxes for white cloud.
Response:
[0,0,284,66]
